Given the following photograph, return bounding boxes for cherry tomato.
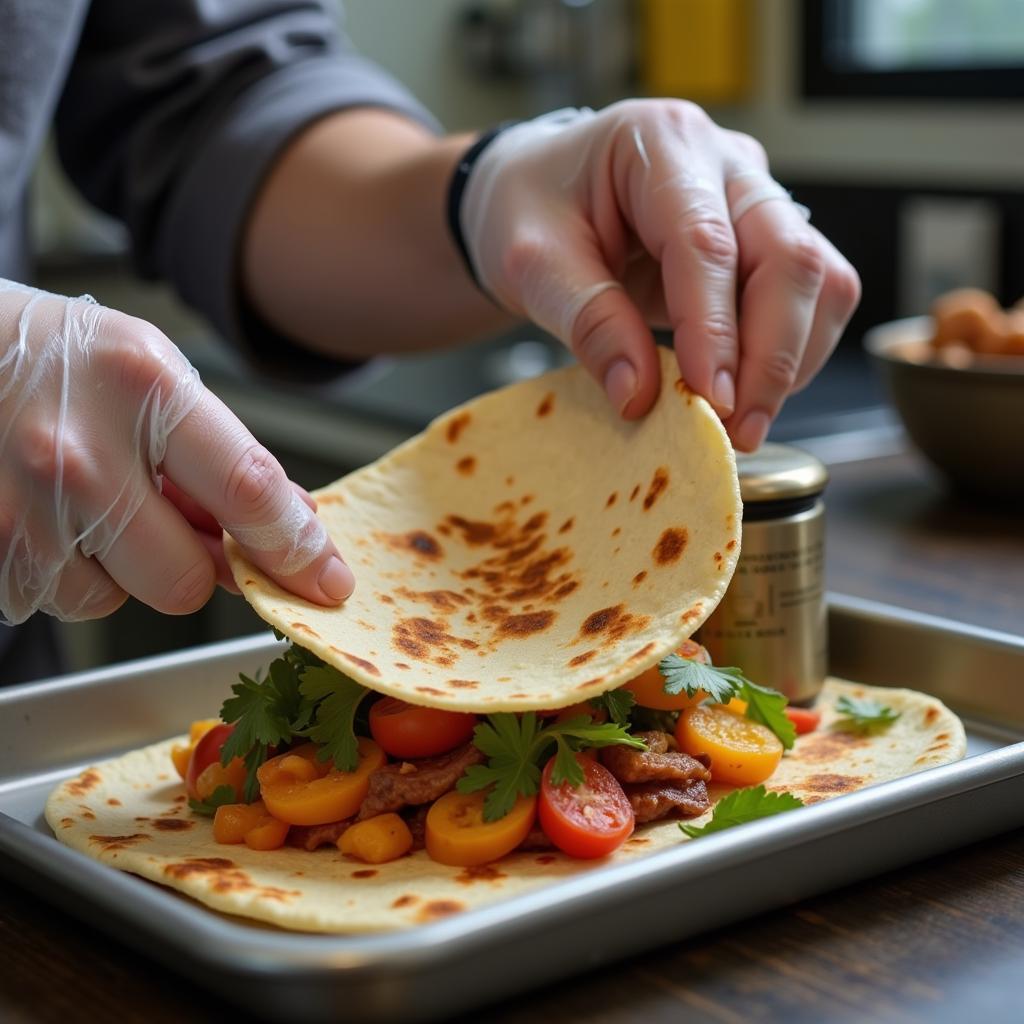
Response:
[186,723,241,801]
[784,706,821,735]
[676,705,783,786]
[170,719,220,780]
[538,753,634,859]
[368,697,477,759]
[425,791,536,867]
[623,639,712,710]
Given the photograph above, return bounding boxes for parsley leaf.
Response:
[219,672,295,768]
[739,680,797,751]
[298,665,370,772]
[659,655,748,704]
[188,785,238,817]
[590,688,637,726]
[457,712,646,821]
[835,695,901,733]
[680,785,804,837]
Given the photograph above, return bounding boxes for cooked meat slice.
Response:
[625,780,710,823]
[358,742,485,820]
[517,825,556,852]
[288,818,353,851]
[600,731,711,784]
[402,805,430,852]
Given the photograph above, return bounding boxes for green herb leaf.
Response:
[457,712,645,822]
[219,672,295,767]
[659,655,747,705]
[589,688,637,726]
[298,665,370,772]
[680,785,804,837]
[739,680,797,751]
[188,785,238,817]
[835,695,901,733]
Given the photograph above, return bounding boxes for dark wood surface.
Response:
[2,446,1022,1024]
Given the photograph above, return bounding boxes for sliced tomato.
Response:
[676,705,783,786]
[623,639,712,710]
[784,706,821,735]
[538,753,634,859]
[368,697,477,759]
[186,723,241,801]
[425,791,536,867]
[171,719,220,780]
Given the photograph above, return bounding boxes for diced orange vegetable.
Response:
[194,756,247,802]
[170,719,220,780]
[244,817,290,851]
[338,813,413,864]
[257,740,387,826]
[214,801,270,844]
[425,791,536,867]
[676,705,783,786]
[623,639,711,710]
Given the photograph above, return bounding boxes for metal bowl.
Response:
[864,316,1024,502]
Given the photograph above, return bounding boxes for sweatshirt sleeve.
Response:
[55,0,440,371]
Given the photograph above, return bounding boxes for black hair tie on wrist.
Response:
[445,121,519,289]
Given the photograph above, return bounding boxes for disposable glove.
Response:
[458,101,861,451]
[0,280,353,624]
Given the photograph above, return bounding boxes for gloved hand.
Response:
[458,101,861,451]
[0,280,353,624]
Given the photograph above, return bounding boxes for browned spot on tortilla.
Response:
[726,513,735,528]
[576,677,606,690]
[680,604,703,623]
[379,594,395,605]
[416,686,447,697]
[611,527,621,538]
[339,652,380,677]
[446,412,471,443]
[89,834,150,851]
[625,836,651,847]
[66,769,100,797]
[448,679,479,689]
[174,794,187,803]
[456,456,476,476]
[352,869,378,879]
[653,528,688,566]
[317,494,344,505]
[536,393,555,417]
[150,818,193,832]
[394,662,411,670]
[924,707,940,725]
[497,676,512,683]
[674,377,689,396]
[397,587,469,614]
[355,621,377,633]
[392,894,418,909]
[726,539,737,551]
[456,864,506,884]
[107,798,121,806]
[524,512,547,533]
[578,604,651,647]
[569,650,596,667]
[393,617,476,664]
[394,530,444,560]
[803,773,864,795]
[498,610,556,638]
[417,899,465,923]
[643,468,670,511]
[521,494,534,506]
[535,855,557,865]
[244,578,256,586]
[554,581,578,599]
[80,810,96,821]
[630,642,656,662]
[291,622,320,639]
[800,730,870,762]
[606,491,618,508]
[60,817,74,828]
[558,517,574,534]
[163,857,295,900]
[446,515,496,545]
[714,551,723,566]
[632,571,648,586]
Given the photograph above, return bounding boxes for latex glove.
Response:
[459,101,861,451]
[0,280,353,624]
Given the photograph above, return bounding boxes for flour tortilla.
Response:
[47,679,966,934]
[226,347,742,711]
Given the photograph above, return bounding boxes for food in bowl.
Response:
[925,288,1024,363]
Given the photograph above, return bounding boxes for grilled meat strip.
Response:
[600,730,711,784]
[288,818,352,851]
[358,741,485,820]
[625,780,710,823]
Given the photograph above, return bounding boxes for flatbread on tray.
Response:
[225,347,742,712]
[46,679,966,934]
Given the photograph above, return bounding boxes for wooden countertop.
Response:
[2,446,1022,1024]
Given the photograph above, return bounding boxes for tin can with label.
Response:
[698,444,828,704]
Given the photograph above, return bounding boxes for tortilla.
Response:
[225,347,742,711]
[46,679,966,934]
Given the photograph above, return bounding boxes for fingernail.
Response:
[712,369,735,414]
[318,556,355,602]
[604,359,638,416]
[734,410,771,452]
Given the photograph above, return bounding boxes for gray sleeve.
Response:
[55,0,440,367]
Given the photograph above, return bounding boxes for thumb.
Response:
[511,239,661,418]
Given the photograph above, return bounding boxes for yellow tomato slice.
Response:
[257,740,386,826]
[194,756,247,801]
[622,639,711,710]
[213,801,268,844]
[425,791,536,867]
[243,817,290,851]
[675,705,782,786]
[338,813,413,864]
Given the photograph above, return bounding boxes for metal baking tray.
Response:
[2,593,1023,1023]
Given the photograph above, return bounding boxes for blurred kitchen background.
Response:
[36,0,1024,671]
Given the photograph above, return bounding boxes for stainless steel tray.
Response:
[2,594,1023,1023]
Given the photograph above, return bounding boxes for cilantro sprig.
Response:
[658,655,796,750]
[590,687,637,726]
[680,785,804,837]
[457,712,646,822]
[835,695,901,733]
[188,784,238,817]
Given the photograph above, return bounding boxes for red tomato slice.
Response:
[538,754,635,859]
[784,706,821,735]
[368,697,477,759]
[185,723,236,800]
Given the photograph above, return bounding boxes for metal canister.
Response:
[698,444,829,704]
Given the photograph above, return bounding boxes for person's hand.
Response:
[458,101,861,451]
[0,280,354,624]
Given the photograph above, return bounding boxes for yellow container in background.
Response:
[639,0,753,104]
